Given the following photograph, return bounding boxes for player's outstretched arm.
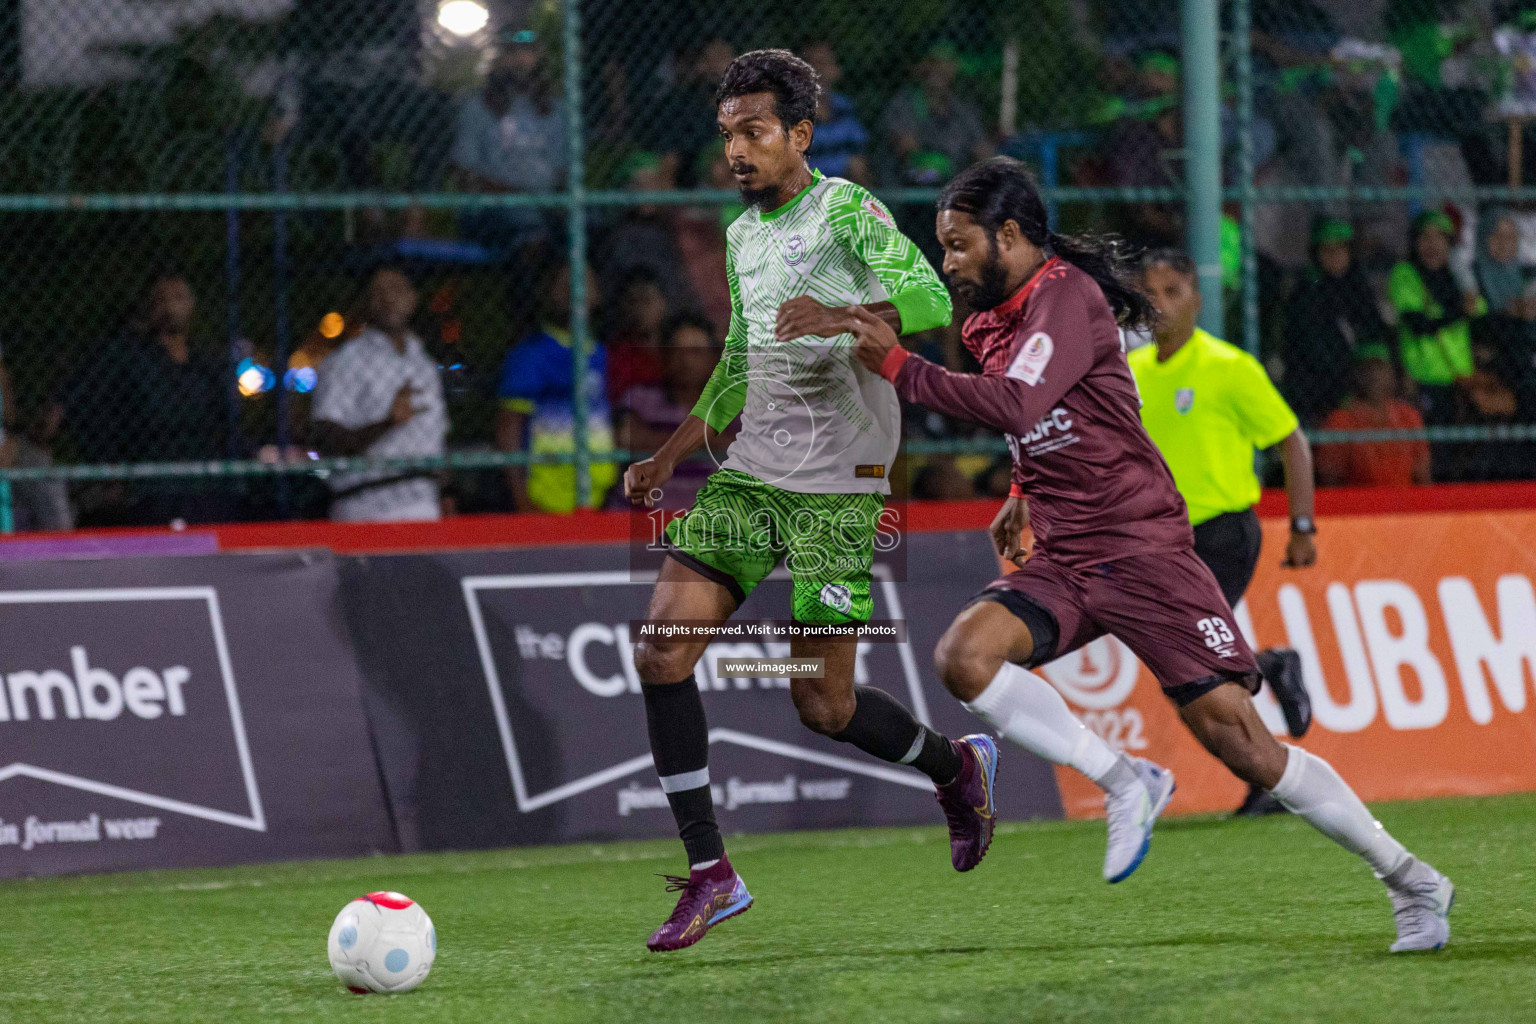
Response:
[774,295,902,341]
[622,415,719,507]
[847,307,1091,437]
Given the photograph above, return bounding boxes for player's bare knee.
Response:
[933,626,1001,702]
[633,641,692,686]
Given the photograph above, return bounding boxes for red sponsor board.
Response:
[1036,511,1536,817]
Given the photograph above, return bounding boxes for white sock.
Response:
[690,858,720,872]
[963,662,1133,793]
[1269,745,1410,878]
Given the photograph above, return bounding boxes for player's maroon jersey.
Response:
[880,257,1192,566]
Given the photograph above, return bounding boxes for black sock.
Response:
[642,674,724,866]
[830,685,962,785]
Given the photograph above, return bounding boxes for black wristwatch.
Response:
[1290,515,1317,536]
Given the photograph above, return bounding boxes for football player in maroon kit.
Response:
[848,157,1454,952]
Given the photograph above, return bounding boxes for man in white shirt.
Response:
[311,266,448,522]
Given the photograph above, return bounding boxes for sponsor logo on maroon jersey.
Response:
[1007,407,1079,459]
[1007,332,1053,386]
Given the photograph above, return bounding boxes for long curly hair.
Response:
[938,157,1154,329]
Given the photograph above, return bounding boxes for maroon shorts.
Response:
[968,547,1260,706]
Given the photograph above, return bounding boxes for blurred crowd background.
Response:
[3,0,1536,528]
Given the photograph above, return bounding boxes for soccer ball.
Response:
[327,891,436,994]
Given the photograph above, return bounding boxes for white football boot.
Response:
[1103,756,1175,883]
[1386,858,1455,952]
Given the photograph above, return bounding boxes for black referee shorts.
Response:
[1192,508,1263,609]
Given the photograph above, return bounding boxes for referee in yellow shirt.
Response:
[1131,249,1316,817]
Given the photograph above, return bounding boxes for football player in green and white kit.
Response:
[626,49,1001,952]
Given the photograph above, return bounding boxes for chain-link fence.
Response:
[0,0,1532,530]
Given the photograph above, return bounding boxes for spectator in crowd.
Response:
[63,271,241,526]
[449,28,566,255]
[674,145,734,331]
[613,311,731,508]
[606,268,668,404]
[1252,2,1398,210]
[1385,0,1499,184]
[598,151,697,312]
[1474,209,1532,318]
[1283,217,1391,424]
[802,41,870,184]
[1102,52,1184,246]
[1389,210,1485,426]
[1493,7,1536,123]
[640,38,736,187]
[0,359,71,532]
[1474,208,1536,420]
[879,41,991,186]
[699,140,745,230]
[1318,347,1432,486]
[494,261,617,513]
[311,265,448,523]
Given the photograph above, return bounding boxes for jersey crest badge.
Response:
[785,234,807,266]
[819,583,853,614]
[861,197,896,229]
[1007,332,1053,386]
[1175,387,1195,414]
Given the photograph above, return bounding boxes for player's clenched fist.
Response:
[1282,530,1317,569]
[848,305,901,371]
[623,456,673,507]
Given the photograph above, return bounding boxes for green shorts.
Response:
[663,469,886,624]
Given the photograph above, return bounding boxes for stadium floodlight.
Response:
[437,0,489,38]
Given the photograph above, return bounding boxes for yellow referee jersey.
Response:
[1127,328,1298,527]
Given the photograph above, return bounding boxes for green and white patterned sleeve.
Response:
[826,182,952,335]
[689,230,750,432]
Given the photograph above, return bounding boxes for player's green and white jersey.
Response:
[690,170,951,494]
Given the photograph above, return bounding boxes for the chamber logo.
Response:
[0,588,264,832]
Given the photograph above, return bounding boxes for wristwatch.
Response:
[1290,515,1317,536]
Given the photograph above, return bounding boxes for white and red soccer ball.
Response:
[327,891,436,994]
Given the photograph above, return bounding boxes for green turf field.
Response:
[2,793,1532,1023]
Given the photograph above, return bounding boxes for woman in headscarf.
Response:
[1282,217,1390,424]
[1473,209,1536,422]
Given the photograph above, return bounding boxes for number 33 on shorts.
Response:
[1196,616,1235,648]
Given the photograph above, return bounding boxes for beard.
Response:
[739,182,780,209]
[949,247,1012,312]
